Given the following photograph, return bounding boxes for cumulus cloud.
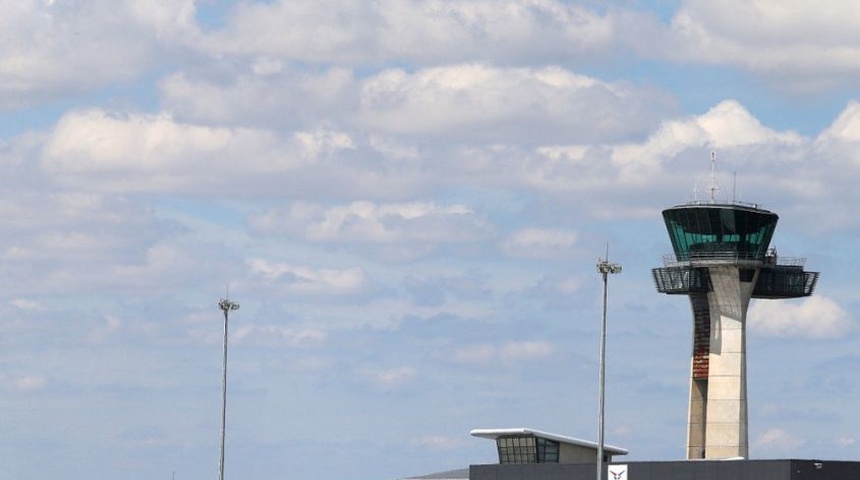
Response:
[252,200,489,245]
[749,296,853,339]
[202,0,616,64]
[0,186,209,297]
[201,0,382,63]
[694,101,804,148]
[11,298,42,311]
[650,1,860,90]
[306,202,476,242]
[42,109,275,187]
[611,100,803,184]
[510,97,860,228]
[360,63,673,143]
[403,273,491,307]
[368,366,417,389]
[37,108,434,200]
[501,228,578,259]
[39,109,365,194]
[0,0,199,106]
[247,259,369,296]
[87,316,122,344]
[159,67,358,126]
[817,100,860,144]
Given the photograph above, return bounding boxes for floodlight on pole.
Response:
[596,256,621,480]
[218,298,239,480]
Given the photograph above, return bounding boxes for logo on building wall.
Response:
[608,464,628,480]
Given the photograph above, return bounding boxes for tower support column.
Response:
[689,266,755,459]
[685,293,710,459]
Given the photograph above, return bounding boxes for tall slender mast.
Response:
[218,298,239,480]
[596,251,621,480]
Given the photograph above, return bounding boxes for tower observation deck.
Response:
[652,201,818,460]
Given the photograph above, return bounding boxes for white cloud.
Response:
[252,200,488,246]
[286,357,335,373]
[87,316,122,344]
[39,109,361,194]
[817,100,860,144]
[0,0,199,106]
[501,228,578,259]
[497,97,860,228]
[452,344,498,364]
[201,0,382,63]
[0,184,215,297]
[368,134,420,161]
[652,1,860,89]
[13,375,46,392]
[294,128,356,158]
[499,341,555,360]
[159,67,357,126]
[754,427,805,452]
[125,0,199,42]
[452,341,554,364]
[202,0,615,64]
[247,259,369,296]
[360,63,672,142]
[233,324,327,347]
[694,101,803,148]
[610,100,803,185]
[371,366,417,388]
[306,201,475,242]
[42,109,271,175]
[837,437,856,448]
[497,100,806,205]
[11,298,42,311]
[376,0,614,63]
[749,296,853,339]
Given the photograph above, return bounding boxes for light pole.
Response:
[218,298,239,480]
[596,257,621,480]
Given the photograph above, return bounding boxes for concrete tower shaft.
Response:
[652,203,818,460]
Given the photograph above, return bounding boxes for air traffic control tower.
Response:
[652,199,819,460]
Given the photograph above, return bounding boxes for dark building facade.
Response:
[470,459,860,480]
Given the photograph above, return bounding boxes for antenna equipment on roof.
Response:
[709,150,719,203]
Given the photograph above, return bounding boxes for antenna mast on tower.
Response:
[709,150,719,203]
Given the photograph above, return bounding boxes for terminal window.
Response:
[497,436,560,464]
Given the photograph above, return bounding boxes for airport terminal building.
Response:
[400,427,860,480]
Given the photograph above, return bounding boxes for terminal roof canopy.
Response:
[470,428,628,465]
[662,203,778,261]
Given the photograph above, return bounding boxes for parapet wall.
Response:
[470,459,859,480]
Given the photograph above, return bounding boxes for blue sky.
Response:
[3,1,860,479]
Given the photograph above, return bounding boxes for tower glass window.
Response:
[662,204,778,261]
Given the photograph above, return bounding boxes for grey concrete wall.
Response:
[702,265,755,459]
[559,443,600,464]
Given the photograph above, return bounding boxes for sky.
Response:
[3,1,860,479]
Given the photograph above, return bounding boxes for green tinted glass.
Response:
[662,205,778,261]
